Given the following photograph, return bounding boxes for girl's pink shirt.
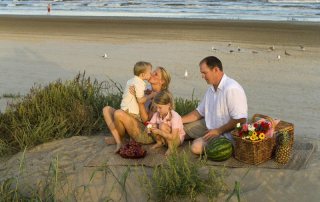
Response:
[149,110,186,143]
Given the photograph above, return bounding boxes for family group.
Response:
[103,56,248,156]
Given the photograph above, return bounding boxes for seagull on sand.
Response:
[102,53,108,59]
[229,50,234,53]
[269,45,275,51]
[228,42,232,47]
[211,46,217,51]
[285,50,291,56]
[277,55,281,60]
[237,46,241,52]
[184,70,188,79]
[299,45,305,51]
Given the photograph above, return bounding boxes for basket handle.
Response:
[251,114,275,129]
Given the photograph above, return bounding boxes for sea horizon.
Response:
[0,0,320,22]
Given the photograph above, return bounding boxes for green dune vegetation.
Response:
[0,73,121,157]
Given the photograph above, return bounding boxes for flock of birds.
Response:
[210,43,306,61]
[100,43,306,80]
[185,43,306,79]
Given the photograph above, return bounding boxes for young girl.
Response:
[148,90,185,155]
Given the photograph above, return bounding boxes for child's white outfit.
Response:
[120,76,146,115]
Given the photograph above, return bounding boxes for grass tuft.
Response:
[141,150,228,201]
[1,93,21,99]
[174,89,199,116]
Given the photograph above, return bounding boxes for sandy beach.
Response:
[0,16,320,201]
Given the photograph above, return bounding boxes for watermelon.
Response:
[205,137,233,161]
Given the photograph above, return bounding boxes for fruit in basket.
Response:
[205,137,233,161]
[275,131,292,164]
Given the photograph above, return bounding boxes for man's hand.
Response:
[203,129,220,141]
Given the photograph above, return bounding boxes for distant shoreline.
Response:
[1,14,320,26]
[1,15,320,46]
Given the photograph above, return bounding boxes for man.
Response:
[182,56,248,154]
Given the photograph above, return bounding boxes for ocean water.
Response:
[0,0,320,22]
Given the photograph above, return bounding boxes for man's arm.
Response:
[182,110,203,124]
[202,118,246,141]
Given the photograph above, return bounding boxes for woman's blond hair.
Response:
[157,66,171,91]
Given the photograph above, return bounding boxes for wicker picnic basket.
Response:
[231,114,294,165]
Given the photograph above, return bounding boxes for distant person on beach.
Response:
[47,3,51,15]
[103,66,171,153]
[148,90,185,155]
[182,56,248,155]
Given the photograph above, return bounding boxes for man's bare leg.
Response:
[191,138,207,155]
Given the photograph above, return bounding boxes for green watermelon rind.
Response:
[206,138,233,161]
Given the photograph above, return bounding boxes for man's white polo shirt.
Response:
[196,74,248,139]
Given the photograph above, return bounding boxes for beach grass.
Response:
[0,150,231,201]
[0,72,120,157]
[140,150,228,201]
[1,93,22,99]
[0,151,133,201]
[174,89,199,116]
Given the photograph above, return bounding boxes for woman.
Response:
[103,66,171,152]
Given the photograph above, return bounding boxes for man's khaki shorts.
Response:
[183,119,207,139]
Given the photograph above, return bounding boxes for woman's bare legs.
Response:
[113,109,142,151]
[103,106,122,152]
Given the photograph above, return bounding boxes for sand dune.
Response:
[0,135,319,201]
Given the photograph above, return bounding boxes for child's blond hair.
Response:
[133,61,152,76]
[153,90,175,120]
